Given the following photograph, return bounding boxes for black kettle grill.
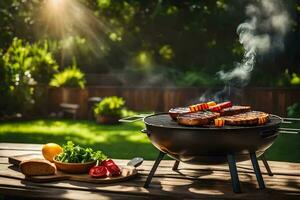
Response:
[137,113,282,193]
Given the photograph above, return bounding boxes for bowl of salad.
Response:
[53,141,107,174]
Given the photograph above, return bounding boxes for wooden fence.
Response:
[48,86,300,118]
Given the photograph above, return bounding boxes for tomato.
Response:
[101,159,121,176]
[89,166,108,178]
[101,159,116,167]
[106,164,121,176]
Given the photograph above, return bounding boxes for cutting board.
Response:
[8,154,138,183]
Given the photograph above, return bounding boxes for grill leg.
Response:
[227,154,241,193]
[144,151,165,188]
[172,160,180,171]
[260,154,273,176]
[250,152,265,189]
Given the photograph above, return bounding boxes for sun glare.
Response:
[39,0,112,61]
[50,0,64,8]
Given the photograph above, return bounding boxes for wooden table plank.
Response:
[0,178,152,200]
[0,143,300,199]
[0,150,40,157]
[0,143,299,172]
[0,143,42,151]
[0,163,299,193]
[1,162,300,199]
[0,173,299,200]
[2,150,299,177]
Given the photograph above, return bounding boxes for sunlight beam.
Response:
[50,0,64,8]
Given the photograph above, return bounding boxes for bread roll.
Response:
[20,159,56,176]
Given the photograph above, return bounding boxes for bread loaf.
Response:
[20,159,56,176]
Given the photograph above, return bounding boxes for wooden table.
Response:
[0,143,299,199]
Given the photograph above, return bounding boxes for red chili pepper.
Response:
[89,166,108,178]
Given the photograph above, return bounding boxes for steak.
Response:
[220,106,251,116]
[168,107,190,120]
[177,111,220,126]
[222,111,270,126]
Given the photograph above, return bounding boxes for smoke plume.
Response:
[218,0,291,85]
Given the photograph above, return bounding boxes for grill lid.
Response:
[144,113,282,130]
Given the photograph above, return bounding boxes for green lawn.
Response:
[0,119,299,162]
[264,120,300,163]
[0,119,158,159]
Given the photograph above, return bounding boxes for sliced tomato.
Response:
[106,164,121,176]
[101,159,121,176]
[101,159,116,167]
[89,166,108,178]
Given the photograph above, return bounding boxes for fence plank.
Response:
[47,87,300,118]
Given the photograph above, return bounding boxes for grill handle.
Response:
[119,113,153,123]
[260,129,279,139]
[141,129,151,137]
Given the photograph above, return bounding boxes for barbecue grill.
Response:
[140,113,282,193]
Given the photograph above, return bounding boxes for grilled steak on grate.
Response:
[177,111,220,126]
[220,106,251,116]
[222,111,270,126]
[168,107,190,120]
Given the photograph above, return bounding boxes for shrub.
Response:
[290,73,300,85]
[287,103,300,118]
[3,38,59,84]
[94,96,125,117]
[175,71,220,86]
[0,38,58,117]
[50,62,86,89]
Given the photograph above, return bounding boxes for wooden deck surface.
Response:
[0,143,300,199]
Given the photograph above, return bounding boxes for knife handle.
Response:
[127,157,143,168]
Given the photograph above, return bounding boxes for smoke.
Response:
[218,0,290,86]
[199,0,291,103]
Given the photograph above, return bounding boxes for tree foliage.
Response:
[0,0,299,87]
[0,38,58,116]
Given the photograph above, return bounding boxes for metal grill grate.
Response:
[279,117,300,134]
[144,113,282,130]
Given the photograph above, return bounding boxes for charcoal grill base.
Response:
[144,151,273,193]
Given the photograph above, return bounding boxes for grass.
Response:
[0,119,158,160]
[0,119,299,162]
[264,120,300,163]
